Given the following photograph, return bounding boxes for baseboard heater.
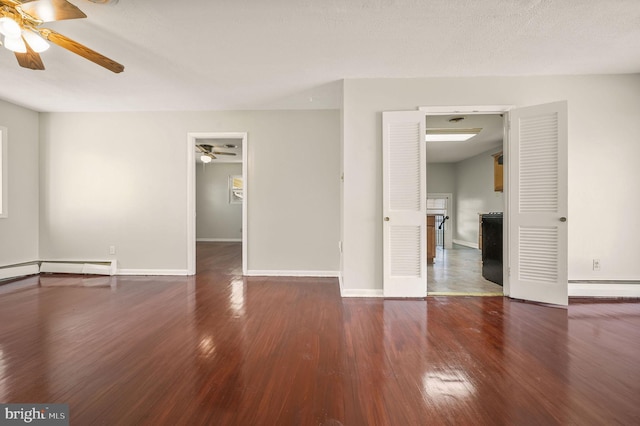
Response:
[0,263,41,281]
[568,280,640,298]
[39,260,117,276]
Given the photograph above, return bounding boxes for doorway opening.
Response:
[187,132,248,276]
[384,102,567,304]
[422,107,509,296]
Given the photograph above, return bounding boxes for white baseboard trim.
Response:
[453,239,479,249]
[341,288,384,298]
[117,269,189,276]
[0,264,40,281]
[39,260,117,276]
[245,270,339,278]
[197,238,242,242]
[569,282,640,298]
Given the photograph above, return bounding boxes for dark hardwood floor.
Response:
[0,242,639,425]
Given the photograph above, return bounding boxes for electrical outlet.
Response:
[593,259,601,271]
[109,245,116,255]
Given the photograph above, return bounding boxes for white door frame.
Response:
[187,132,248,275]
[419,105,513,295]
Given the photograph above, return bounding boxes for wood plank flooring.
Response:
[0,242,639,425]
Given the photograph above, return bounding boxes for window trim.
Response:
[229,174,243,204]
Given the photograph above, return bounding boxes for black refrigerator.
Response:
[481,212,503,286]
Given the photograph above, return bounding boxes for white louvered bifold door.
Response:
[382,111,427,298]
[508,101,568,305]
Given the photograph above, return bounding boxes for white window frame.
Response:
[427,193,453,249]
[229,174,243,204]
[0,126,7,218]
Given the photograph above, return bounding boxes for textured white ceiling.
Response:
[0,0,638,112]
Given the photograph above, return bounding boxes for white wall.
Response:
[0,100,39,267]
[39,110,340,274]
[342,74,640,292]
[455,149,504,245]
[196,162,242,241]
[427,163,456,194]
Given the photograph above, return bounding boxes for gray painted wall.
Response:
[454,149,504,245]
[196,162,243,241]
[427,157,504,247]
[342,74,640,291]
[0,99,39,267]
[38,109,340,273]
[426,163,456,194]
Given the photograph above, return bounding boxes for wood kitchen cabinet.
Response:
[427,215,436,264]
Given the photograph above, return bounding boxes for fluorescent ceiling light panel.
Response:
[426,128,482,142]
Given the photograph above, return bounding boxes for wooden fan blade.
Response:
[39,28,124,73]
[19,0,87,22]
[14,37,45,70]
[195,145,209,153]
[0,0,20,8]
[211,151,237,156]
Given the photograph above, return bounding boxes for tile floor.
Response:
[427,244,504,295]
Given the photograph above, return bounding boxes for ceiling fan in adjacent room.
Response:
[196,144,238,163]
[0,0,124,72]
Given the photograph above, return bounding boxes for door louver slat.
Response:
[389,122,421,211]
[519,226,559,283]
[519,112,559,214]
[390,226,422,277]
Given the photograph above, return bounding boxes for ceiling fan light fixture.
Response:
[200,155,212,163]
[3,36,27,53]
[0,17,22,39]
[0,0,125,73]
[425,128,482,142]
[22,30,50,53]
